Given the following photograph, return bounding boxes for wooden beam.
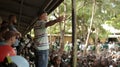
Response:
[11,0,40,8]
[48,0,64,14]
[0,1,38,17]
[0,10,32,20]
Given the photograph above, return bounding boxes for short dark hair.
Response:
[2,31,19,40]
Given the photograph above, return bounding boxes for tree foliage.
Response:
[47,0,120,43]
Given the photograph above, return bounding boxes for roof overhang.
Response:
[0,0,64,35]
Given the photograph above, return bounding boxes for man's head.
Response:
[38,11,48,21]
[2,31,19,45]
[8,15,17,24]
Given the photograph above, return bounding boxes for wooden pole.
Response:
[71,0,77,67]
[18,0,24,29]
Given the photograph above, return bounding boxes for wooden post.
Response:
[18,0,24,29]
[71,0,77,67]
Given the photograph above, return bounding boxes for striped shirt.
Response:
[34,20,49,50]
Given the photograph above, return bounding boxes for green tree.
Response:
[47,0,120,50]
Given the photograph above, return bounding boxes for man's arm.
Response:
[45,16,64,27]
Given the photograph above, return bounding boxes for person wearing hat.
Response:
[34,11,65,67]
[0,31,19,62]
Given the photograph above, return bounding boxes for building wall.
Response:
[48,35,72,44]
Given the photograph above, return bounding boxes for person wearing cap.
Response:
[34,11,64,67]
[0,31,19,62]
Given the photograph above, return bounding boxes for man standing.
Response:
[8,15,18,32]
[34,11,64,67]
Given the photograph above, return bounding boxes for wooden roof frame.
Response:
[0,0,64,35]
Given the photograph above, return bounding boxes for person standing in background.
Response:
[8,15,18,32]
[8,15,21,47]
